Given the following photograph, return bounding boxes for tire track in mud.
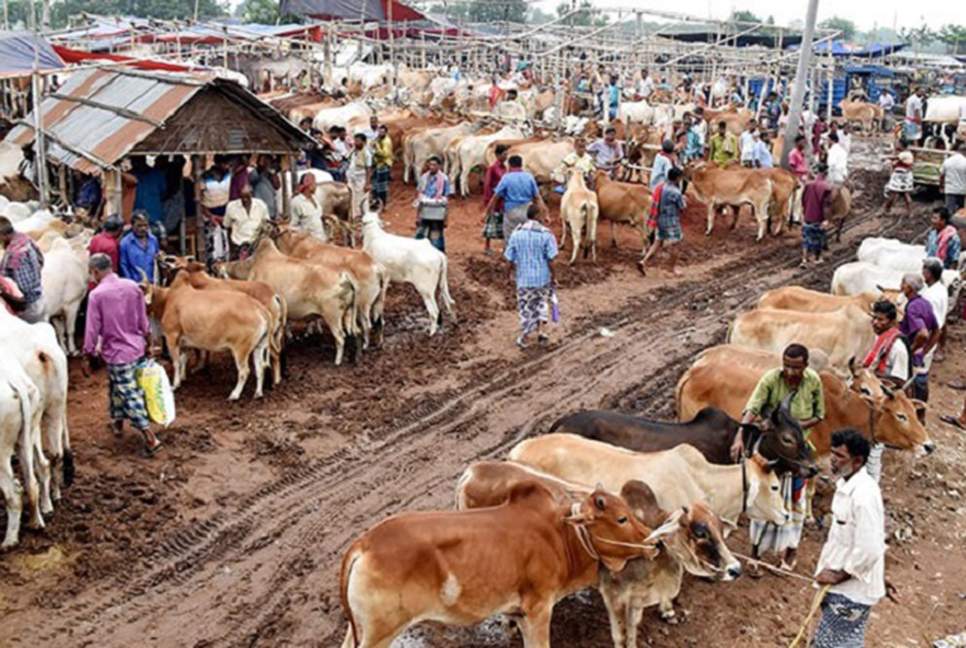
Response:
[17,201,918,648]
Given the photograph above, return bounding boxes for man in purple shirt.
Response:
[83,253,162,455]
[800,163,832,267]
[898,272,941,402]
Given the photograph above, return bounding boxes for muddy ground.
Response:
[1,137,965,647]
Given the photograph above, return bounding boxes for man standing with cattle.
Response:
[415,156,452,253]
[904,87,925,144]
[899,273,940,402]
[800,163,832,268]
[862,301,909,482]
[588,128,625,177]
[708,120,739,168]
[731,343,824,575]
[484,155,548,243]
[0,216,44,323]
[939,144,966,214]
[84,253,163,456]
[812,429,893,648]
[925,207,961,269]
[638,167,686,277]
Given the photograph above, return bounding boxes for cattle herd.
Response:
[337,234,945,648]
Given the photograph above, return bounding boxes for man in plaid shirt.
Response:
[0,216,45,322]
[504,204,558,349]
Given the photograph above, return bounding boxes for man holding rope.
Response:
[811,429,892,647]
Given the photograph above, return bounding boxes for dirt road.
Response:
[2,145,965,647]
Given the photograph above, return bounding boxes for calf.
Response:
[550,405,816,478]
[509,434,788,526]
[360,212,454,336]
[221,239,357,365]
[340,482,658,648]
[560,170,599,264]
[140,273,271,400]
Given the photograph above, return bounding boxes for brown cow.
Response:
[675,346,935,458]
[828,184,853,242]
[456,462,741,640]
[160,258,286,386]
[274,230,388,349]
[839,101,882,133]
[756,286,898,316]
[140,273,271,400]
[594,171,650,252]
[686,163,773,240]
[340,482,658,648]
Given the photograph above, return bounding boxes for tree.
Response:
[819,16,856,41]
[528,6,555,25]
[899,24,935,47]
[447,0,526,24]
[729,10,761,24]
[47,0,229,28]
[936,24,966,54]
[556,1,608,27]
[238,0,280,24]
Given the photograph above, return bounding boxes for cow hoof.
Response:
[1,540,18,552]
[660,611,679,624]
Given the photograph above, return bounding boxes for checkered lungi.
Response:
[750,474,807,555]
[483,211,504,240]
[517,285,551,337]
[372,166,391,205]
[108,360,151,430]
[802,223,825,253]
[811,592,871,648]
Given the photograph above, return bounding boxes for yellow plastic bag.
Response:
[136,360,176,427]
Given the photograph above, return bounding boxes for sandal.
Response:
[145,441,165,457]
[537,333,550,345]
[515,337,530,350]
[939,414,966,431]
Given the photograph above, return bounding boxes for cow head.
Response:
[567,487,660,573]
[748,394,818,478]
[620,482,742,582]
[845,364,935,455]
[745,454,789,526]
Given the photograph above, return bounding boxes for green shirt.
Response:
[745,367,825,422]
[709,132,739,168]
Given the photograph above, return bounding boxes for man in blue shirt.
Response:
[119,211,160,283]
[607,75,620,121]
[484,155,548,241]
[130,156,167,232]
[505,204,558,349]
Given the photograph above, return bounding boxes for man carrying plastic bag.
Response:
[83,253,164,456]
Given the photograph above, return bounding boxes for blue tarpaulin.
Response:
[789,40,909,57]
[0,31,65,78]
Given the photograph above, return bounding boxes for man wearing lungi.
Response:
[484,155,548,243]
[732,343,824,575]
[800,163,832,267]
[84,253,163,456]
[504,205,558,350]
[812,429,892,648]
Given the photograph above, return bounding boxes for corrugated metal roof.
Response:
[8,68,203,174]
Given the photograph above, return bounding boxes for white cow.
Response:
[617,100,656,125]
[453,125,528,196]
[0,309,72,507]
[40,237,89,355]
[12,208,56,233]
[0,354,43,550]
[857,237,930,273]
[312,101,373,132]
[360,212,455,336]
[832,261,960,296]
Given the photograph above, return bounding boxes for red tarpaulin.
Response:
[53,45,195,72]
[279,0,427,22]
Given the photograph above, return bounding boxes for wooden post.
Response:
[282,155,294,222]
[192,154,205,266]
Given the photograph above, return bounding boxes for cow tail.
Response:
[340,546,363,648]
[725,317,737,345]
[340,272,359,338]
[373,264,389,331]
[437,253,456,315]
[269,295,285,358]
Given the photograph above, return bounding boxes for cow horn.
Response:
[136,267,149,285]
[645,509,685,542]
[779,392,794,417]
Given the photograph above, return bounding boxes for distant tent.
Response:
[791,40,910,58]
[0,31,65,78]
[278,0,427,22]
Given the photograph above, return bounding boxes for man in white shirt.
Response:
[839,123,853,155]
[636,69,654,100]
[904,88,924,143]
[878,91,895,131]
[940,141,966,213]
[958,103,966,142]
[813,429,892,648]
[223,185,269,259]
[826,132,849,186]
[739,119,758,168]
[921,257,948,371]
[862,300,909,482]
